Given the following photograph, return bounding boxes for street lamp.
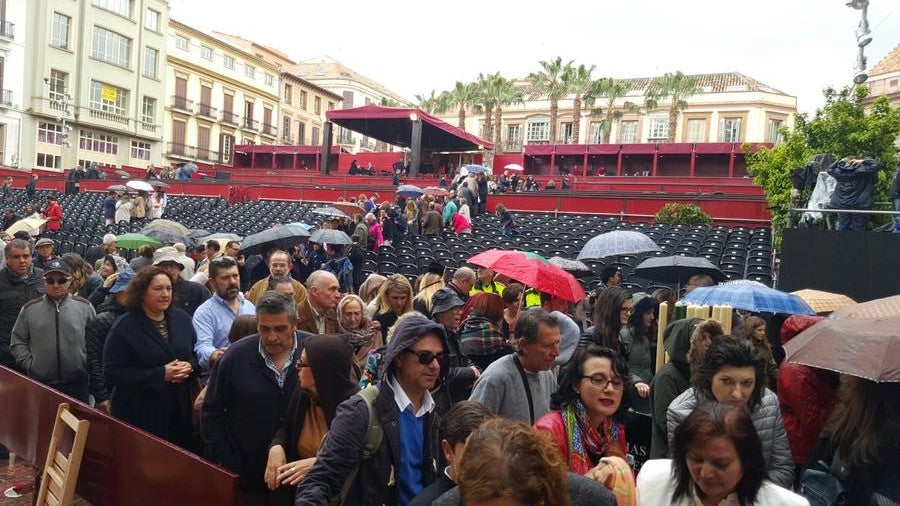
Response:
[44,76,73,147]
[846,0,871,85]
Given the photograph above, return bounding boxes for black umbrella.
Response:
[309,229,352,245]
[148,180,170,189]
[311,206,349,219]
[140,227,189,246]
[634,256,726,285]
[239,224,311,255]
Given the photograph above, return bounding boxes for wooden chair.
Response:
[36,403,90,506]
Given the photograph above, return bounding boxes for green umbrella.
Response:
[116,233,162,249]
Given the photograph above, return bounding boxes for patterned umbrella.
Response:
[576,230,661,259]
[548,256,592,272]
[140,226,188,246]
[465,164,487,174]
[144,219,190,235]
[790,289,857,314]
[107,184,128,192]
[830,294,900,319]
[681,282,815,315]
[395,185,424,198]
[423,187,449,197]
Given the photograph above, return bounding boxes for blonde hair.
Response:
[413,272,446,313]
[375,274,413,316]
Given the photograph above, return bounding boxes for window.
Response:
[141,96,156,124]
[93,0,132,18]
[327,101,335,111]
[526,120,549,141]
[299,90,308,110]
[264,74,274,86]
[144,8,160,31]
[91,27,131,67]
[143,47,158,78]
[314,97,321,114]
[283,84,292,104]
[560,122,573,143]
[342,90,354,109]
[244,65,255,79]
[619,121,637,143]
[223,54,234,69]
[38,122,63,144]
[51,13,70,49]
[89,81,128,115]
[719,117,742,142]
[131,140,151,160]
[282,117,291,138]
[37,153,61,169]
[80,130,119,154]
[686,119,706,142]
[200,45,212,61]
[589,122,604,143]
[175,35,189,51]
[297,122,306,144]
[48,70,69,102]
[311,126,320,145]
[649,117,669,140]
[507,124,521,143]
[766,118,783,144]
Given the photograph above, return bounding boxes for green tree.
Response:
[379,97,401,107]
[646,71,701,142]
[484,74,524,150]
[746,86,900,244]
[474,73,495,141]
[566,64,595,144]
[445,81,480,130]
[414,90,442,114]
[528,57,574,143]
[585,78,640,143]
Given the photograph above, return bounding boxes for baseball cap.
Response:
[44,259,70,276]
[35,238,55,248]
[431,289,464,315]
[109,269,134,294]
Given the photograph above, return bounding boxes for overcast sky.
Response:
[169,0,899,115]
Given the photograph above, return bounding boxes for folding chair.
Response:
[36,403,90,506]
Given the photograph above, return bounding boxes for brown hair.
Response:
[227,315,258,344]
[61,253,93,295]
[375,274,413,316]
[688,318,725,366]
[741,315,773,355]
[457,418,571,506]
[123,267,171,312]
[827,376,900,469]
[462,292,504,325]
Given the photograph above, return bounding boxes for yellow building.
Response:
[863,44,900,150]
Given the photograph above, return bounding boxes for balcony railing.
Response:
[170,95,193,113]
[89,108,129,125]
[338,133,354,144]
[0,20,14,39]
[141,122,158,134]
[281,134,295,144]
[261,124,278,137]
[502,138,523,153]
[242,118,260,132]
[196,103,218,120]
[196,147,221,163]
[0,89,11,107]
[167,142,194,158]
[222,111,240,126]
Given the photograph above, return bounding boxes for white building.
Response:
[20,0,169,171]
[0,0,25,168]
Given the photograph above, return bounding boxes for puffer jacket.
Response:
[85,296,127,402]
[0,266,45,368]
[667,387,794,488]
[777,315,835,465]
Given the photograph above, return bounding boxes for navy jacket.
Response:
[827,158,882,209]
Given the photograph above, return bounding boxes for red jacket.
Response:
[43,201,63,231]
[777,315,836,465]
[534,410,628,474]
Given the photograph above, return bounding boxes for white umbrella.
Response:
[126,180,154,193]
[504,163,525,172]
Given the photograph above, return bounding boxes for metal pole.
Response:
[321,122,333,175]
[409,119,422,177]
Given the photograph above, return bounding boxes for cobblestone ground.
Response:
[0,455,90,505]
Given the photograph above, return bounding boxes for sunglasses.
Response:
[44,277,70,285]
[404,349,446,366]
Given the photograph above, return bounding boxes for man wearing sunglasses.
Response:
[297,315,447,506]
[10,259,96,402]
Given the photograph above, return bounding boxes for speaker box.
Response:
[215,170,231,181]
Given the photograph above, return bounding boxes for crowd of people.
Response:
[0,184,897,505]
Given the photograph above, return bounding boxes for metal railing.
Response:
[196,103,218,120]
[170,95,193,112]
[0,89,11,107]
[0,20,14,39]
[166,142,194,158]
[281,134,295,144]
[196,148,221,163]
[261,124,278,137]
[242,118,260,131]
[222,111,239,126]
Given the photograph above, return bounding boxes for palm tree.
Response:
[647,71,702,142]
[585,78,639,143]
[379,97,401,107]
[474,73,495,141]
[446,81,480,130]
[566,64,595,144]
[528,57,574,143]
[484,74,524,150]
[415,90,444,114]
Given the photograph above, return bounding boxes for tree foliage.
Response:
[746,85,900,244]
[654,203,712,226]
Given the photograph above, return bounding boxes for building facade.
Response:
[863,44,900,150]
[163,20,280,168]
[442,72,797,153]
[20,0,168,171]
[0,0,24,167]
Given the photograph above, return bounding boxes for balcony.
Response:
[222,111,240,126]
[502,138,523,153]
[88,108,129,125]
[195,103,218,121]
[261,123,278,138]
[0,89,11,107]
[166,142,195,159]
[241,118,260,132]
[141,122,158,134]
[337,133,354,145]
[170,95,193,114]
[196,147,221,163]
[281,134,295,144]
[0,21,14,40]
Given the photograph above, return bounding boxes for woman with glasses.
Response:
[579,286,632,352]
[534,346,637,504]
[102,266,199,450]
[264,335,359,503]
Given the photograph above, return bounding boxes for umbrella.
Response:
[681,283,816,315]
[830,294,900,319]
[148,180,170,189]
[576,230,661,259]
[114,170,130,179]
[107,184,128,192]
[548,256,592,272]
[469,249,547,270]
[396,185,425,198]
[239,224,311,256]
[140,227,188,245]
[143,219,190,235]
[783,315,900,382]
[469,250,584,302]
[115,233,161,249]
[790,289,857,314]
[329,202,366,218]
[465,164,487,174]
[287,222,315,231]
[311,206,349,219]
[423,187,449,197]
[309,229,352,245]
[126,180,154,193]
[5,217,46,237]
[504,163,525,172]
[200,232,243,243]
[634,256,726,285]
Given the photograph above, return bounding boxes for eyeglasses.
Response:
[44,277,70,285]
[620,307,634,314]
[581,375,625,390]
[404,349,446,365]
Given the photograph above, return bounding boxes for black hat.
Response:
[427,260,446,276]
[431,289,464,315]
[44,259,71,276]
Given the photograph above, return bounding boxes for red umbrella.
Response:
[424,186,449,197]
[469,250,585,303]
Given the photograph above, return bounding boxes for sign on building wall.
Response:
[101,84,118,102]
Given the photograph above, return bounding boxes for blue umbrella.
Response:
[465,164,487,174]
[576,230,661,259]
[681,282,816,315]
[396,184,424,198]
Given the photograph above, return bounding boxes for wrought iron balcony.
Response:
[0,21,14,39]
[170,95,193,113]
[261,123,278,137]
[166,142,194,158]
[196,103,218,120]
[222,111,240,126]
[242,118,260,132]
[0,89,11,107]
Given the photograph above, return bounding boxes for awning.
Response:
[234,145,341,155]
[326,105,493,151]
[587,144,620,155]
[657,143,693,154]
[695,143,734,154]
[524,145,554,156]
[553,144,587,155]
[621,143,657,155]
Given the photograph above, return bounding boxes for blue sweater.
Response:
[398,408,425,505]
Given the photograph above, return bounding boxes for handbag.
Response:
[798,452,848,506]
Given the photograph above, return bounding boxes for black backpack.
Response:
[799,452,848,506]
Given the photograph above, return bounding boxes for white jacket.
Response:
[636,459,809,506]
